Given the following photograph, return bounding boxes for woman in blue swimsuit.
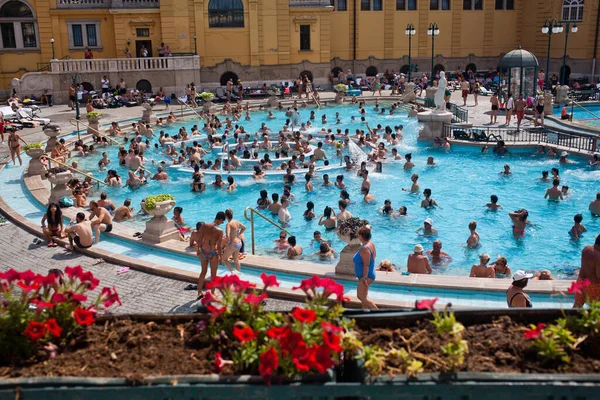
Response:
[353,226,378,310]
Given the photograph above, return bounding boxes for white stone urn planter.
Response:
[334,91,345,104]
[202,99,216,113]
[86,113,102,136]
[141,102,157,123]
[141,199,179,243]
[43,127,61,153]
[335,219,371,276]
[47,171,74,204]
[25,148,47,177]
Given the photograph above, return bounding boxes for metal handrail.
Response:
[569,100,600,120]
[41,155,107,185]
[177,98,203,119]
[68,119,120,145]
[243,206,292,255]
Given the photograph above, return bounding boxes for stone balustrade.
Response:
[56,0,159,8]
[50,56,199,74]
[288,0,333,7]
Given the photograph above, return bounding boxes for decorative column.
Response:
[25,147,47,177]
[47,171,74,204]
[43,125,62,153]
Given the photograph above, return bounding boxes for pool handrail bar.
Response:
[177,98,204,119]
[41,155,107,186]
[68,119,121,145]
[243,206,292,255]
[569,100,600,120]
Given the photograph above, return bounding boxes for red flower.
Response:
[79,271,99,290]
[66,291,88,303]
[200,291,220,306]
[319,278,346,301]
[30,299,55,310]
[321,321,343,334]
[40,274,59,288]
[19,270,37,284]
[244,292,267,307]
[260,273,280,289]
[45,318,62,338]
[292,276,322,293]
[258,347,279,378]
[291,343,314,372]
[311,345,335,374]
[280,331,305,355]
[1,268,21,283]
[291,308,317,323]
[24,320,47,342]
[416,297,438,311]
[214,352,225,373]
[64,265,84,280]
[322,330,343,352]
[266,325,290,339]
[51,292,67,304]
[205,276,224,290]
[524,323,546,339]
[17,280,41,294]
[206,305,227,319]
[100,287,122,307]
[224,274,256,292]
[233,326,257,343]
[568,279,590,295]
[74,307,96,326]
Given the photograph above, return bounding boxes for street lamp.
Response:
[50,38,55,60]
[561,22,577,86]
[405,24,416,82]
[427,22,440,80]
[541,18,563,90]
[194,35,197,55]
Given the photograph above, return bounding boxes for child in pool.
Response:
[304,201,316,220]
[569,214,587,240]
[274,232,289,251]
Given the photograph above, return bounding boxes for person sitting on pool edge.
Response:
[65,212,93,251]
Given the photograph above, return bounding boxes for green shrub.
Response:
[144,194,174,210]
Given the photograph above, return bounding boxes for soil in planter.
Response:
[3,319,221,379]
[358,315,600,375]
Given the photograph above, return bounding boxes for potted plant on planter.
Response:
[335,217,370,275]
[199,92,215,112]
[23,142,46,176]
[141,194,175,220]
[85,111,103,123]
[334,84,348,103]
[42,124,62,152]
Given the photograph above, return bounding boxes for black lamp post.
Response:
[541,19,563,90]
[560,21,578,86]
[50,38,55,59]
[194,35,197,55]
[427,22,440,80]
[405,23,416,82]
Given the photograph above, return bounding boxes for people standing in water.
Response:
[509,209,528,238]
[466,221,480,248]
[354,226,378,310]
[196,211,225,300]
[222,209,246,274]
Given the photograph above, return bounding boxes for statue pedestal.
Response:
[335,242,361,276]
[267,96,279,108]
[48,171,74,205]
[544,91,554,116]
[202,101,216,113]
[555,86,570,105]
[425,86,437,100]
[402,82,416,103]
[87,120,100,136]
[142,217,180,243]
[141,109,157,124]
[417,110,453,141]
[26,148,46,177]
[334,92,345,104]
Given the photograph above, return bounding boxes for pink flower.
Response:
[64,265,84,280]
[260,273,280,289]
[65,291,88,303]
[30,299,55,310]
[568,279,590,295]
[214,352,224,372]
[51,292,67,303]
[100,287,122,307]
[206,305,227,320]
[79,271,99,290]
[319,278,346,301]
[524,323,546,339]
[416,297,438,311]
[200,291,220,306]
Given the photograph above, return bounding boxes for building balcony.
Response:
[56,0,159,9]
[49,55,200,73]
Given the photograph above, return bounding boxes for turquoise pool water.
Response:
[56,104,599,278]
[566,102,600,128]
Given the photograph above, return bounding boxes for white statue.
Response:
[434,71,447,112]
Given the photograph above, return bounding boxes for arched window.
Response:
[209,0,244,28]
[365,66,378,77]
[562,0,584,21]
[0,0,37,49]
[331,67,343,78]
[399,65,410,74]
[465,63,477,73]
[433,64,445,78]
[300,70,313,82]
[220,71,239,86]
[136,79,152,93]
[80,82,94,92]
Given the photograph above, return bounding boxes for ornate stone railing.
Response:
[56,0,159,8]
[288,0,333,7]
[50,56,200,73]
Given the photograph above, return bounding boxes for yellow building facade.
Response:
[1,0,599,94]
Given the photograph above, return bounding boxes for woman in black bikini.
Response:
[41,203,64,247]
[8,130,27,166]
[534,97,545,127]
[506,270,533,308]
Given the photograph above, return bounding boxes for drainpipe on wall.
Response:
[353,0,357,74]
[592,0,600,82]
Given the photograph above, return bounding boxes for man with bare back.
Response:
[574,234,600,307]
[197,211,225,300]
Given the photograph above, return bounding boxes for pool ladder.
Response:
[243,206,292,255]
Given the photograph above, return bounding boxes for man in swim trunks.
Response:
[515,94,526,131]
[544,179,563,201]
[197,211,225,300]
[89,201,113,243]
[574,234,600,307]
[65,212,93,250]
[589,192,600,216]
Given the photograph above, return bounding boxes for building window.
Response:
[495,0,514,9]
[330,0,347,11]
[136,28,150,37]
[562,0,584,21]
[361,0,382,10]
[463,0,482,10]
[0,1,38,50]
[208,0,244,28]
[67,21,101,49]
[430,0,450,10]
[300,25,310,51]
[396,0,417,10]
